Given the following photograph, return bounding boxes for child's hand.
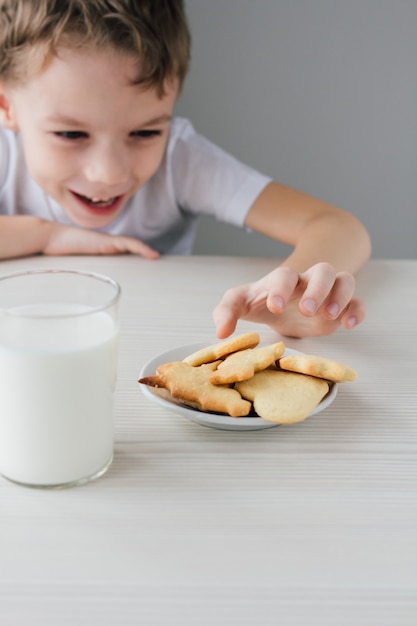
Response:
[213,262,366,338]
[44,224,159,259]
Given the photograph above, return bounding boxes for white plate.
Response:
[139,342,337,431]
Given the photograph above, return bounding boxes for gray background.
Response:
[176,0,417,259]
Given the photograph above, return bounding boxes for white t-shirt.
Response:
[0,117,271,254]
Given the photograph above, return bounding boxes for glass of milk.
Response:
[0,269,120,488]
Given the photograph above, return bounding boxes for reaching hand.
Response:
[213,262,366,338]
[43,224,159,259]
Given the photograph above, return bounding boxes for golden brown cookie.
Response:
[278,353,357,383]
[235,369,329,424]
[183,332,260,366]
[139,360,252,417]
[209,342,285,385]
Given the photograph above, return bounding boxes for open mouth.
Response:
[71,191,124,213]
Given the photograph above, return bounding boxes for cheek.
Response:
[24,143,75,188]
[134,142,168,180]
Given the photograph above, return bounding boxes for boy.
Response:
[0,0,371,339]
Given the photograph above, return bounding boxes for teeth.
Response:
[75,191,119,206]
[89,196,116,206]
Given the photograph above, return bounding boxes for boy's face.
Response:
[0,47,179,229]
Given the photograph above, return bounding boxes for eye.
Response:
[130,129,162,139]
[54,131,88,140]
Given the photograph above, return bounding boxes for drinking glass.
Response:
[0,269,120,488]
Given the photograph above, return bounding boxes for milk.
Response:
[0,305,118,487]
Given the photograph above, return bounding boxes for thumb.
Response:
[212,286,248,338]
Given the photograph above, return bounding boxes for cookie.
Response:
[183,332,260,366]
[235,370,329,424]
[278,353,357,383]
[139,360,252,417]
[209,342,285,385]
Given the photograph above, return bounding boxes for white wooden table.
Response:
[0,255,416,626]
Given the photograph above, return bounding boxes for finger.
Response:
[213,286,247,338]
[320,272,356,320]
[264,266,300,313]
[114,237,160,259]
[340,297,367,329]
[298,262,338,316]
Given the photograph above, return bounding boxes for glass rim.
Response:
[0,268,121,319]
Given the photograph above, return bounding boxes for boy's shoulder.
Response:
[168,116,196,142]
[167,116,229,160]
[0,126,13,186]
[0,125,17,156]
[0,127,48,216]
[0,125,14,143]
[0,126,30,179]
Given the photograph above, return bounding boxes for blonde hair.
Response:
[0,0,191,92]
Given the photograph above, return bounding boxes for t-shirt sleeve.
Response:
[0,129,12,216]
[0,129,9,197]
[170,119,271,227]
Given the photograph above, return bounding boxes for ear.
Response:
[0,84,19,130]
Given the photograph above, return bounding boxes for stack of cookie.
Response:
[138,333,357,424]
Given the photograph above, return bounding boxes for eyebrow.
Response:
[45,113,172,127]
[140,114,172,127]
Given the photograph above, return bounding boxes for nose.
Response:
[83,142,130,187]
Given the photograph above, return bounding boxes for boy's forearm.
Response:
[281,211,372,274]
[0,215,55,259]
[245,182,371,275]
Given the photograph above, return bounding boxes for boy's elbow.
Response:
[357,217,372,262]
[348,212,372,265]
